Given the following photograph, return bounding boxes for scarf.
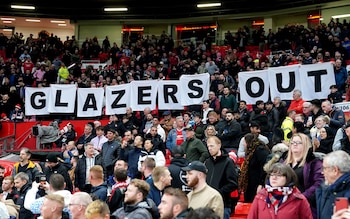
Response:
[265,184,294,215]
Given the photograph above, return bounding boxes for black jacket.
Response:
[168,157,191,193]
[41,162,73,192]
[74,154,103,190]
[16,183,33,219]
[205,151,238,208]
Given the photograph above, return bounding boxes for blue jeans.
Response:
[224,207,231,219]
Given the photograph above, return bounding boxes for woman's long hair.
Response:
[284,133,311,167]
[238,133,262,192]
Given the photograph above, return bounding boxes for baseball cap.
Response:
[265,100,273,105]
[183,124,194,131]
[171,146,185,157]
[181,161,208,174]
[46,153,58,163]
[162,111,171,116]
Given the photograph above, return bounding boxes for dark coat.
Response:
[74,154,103,190]
[16,183,33,219]
[205,151,238,208]
[41,161,73,192]
[316,173,350,219]
[245,144,270,203]
[91,181,108,201]
[216,119,242,150]
[168,157,190,193]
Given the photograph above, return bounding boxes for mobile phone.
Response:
[335,197,349,212]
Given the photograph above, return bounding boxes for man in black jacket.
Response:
[168,146,191,193]
[205,136,238,219]
[14,172,33,219]
[216,110,242,152]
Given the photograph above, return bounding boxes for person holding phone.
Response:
[316,150,350,219]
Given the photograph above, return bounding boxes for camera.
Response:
[35,175,47,183]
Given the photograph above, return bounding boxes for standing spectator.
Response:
[265,100,280,138]
[85,200,110,219]
[138,138,166,171]
[158,188,191,219]
[14,172,33,219]
[333,59,348,94]
[76,124,96,155]
[284,133,324,218]
[216,110,242,152]
[89,165,108,201]
[12,148,39,183]
[238,133,270,203]
[321,100,345,134]
[90,126,108,152]
[168,146,190,193]
[220,86,238,112]
[39,152,73,192]
[40,194,67,219]
[288,90,305,115]
[205,136,238,219]
[202,100,213,125]
[119,135,143,179]
[113,179,154,219]
[327,85,343,104]
[166,116,186,150]
[152,116,166,142]
[181,125,209,162]
[182,161,224,219]
[74,143,102,193]
[316,150,350,219]
[160,110,175,139]
[100,129,121,178]
[247,163,313,219]
[281,110,296,141]
[147,166,172,208]
[145,125,166,156]
[209,91,221,113]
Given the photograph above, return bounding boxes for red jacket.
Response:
[287,98,305,114]
[247,187,312,219]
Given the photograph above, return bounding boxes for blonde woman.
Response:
[283,133,324,219]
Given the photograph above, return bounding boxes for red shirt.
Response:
[176,129,184,146]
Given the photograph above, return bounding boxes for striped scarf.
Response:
[265,184,293,215]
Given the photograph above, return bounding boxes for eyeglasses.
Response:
[290,141,303,145]
[322,166,333,171]
[270,173,285,178]
[68,204,82,207]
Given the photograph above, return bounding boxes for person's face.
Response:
[183,114,190,122]
[85,145,95,157]
[2,179,13,192]
[225,113,234,122]
[40,198,54,219]
[207,138,221,157]
[115,160,128,171]
[162,170,172,187]
[315,118,325,128]
[176,118,184,128]
[144,140,153,151]
[290,136,304,155]
[106,131,115,141]
[150,127,157,136]
[186,170,200,188]
[202,101,209,109]
[322,159,337,185]
[96,129,104,136]
[0,169,4,178]
[19,150,30,162]
[302,104,311,114]
[153,118,160,125]
[124,184,139,205]
[158,194,174,219]
[68,197,85,219]
[208,115,217,124]
[134,136,143,147]
[239,102,246,109]
[269,172,287,187]
[124,131,133,141]
[84,126,92,135]
[14,178,26,190]
[250,126,260,134]
[293,91,300,100]
[186,130,194,139]
[321,103,332,113]
[206,126,215,136]
[319,128,328,140]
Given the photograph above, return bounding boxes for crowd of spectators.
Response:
[2,17,350,219]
